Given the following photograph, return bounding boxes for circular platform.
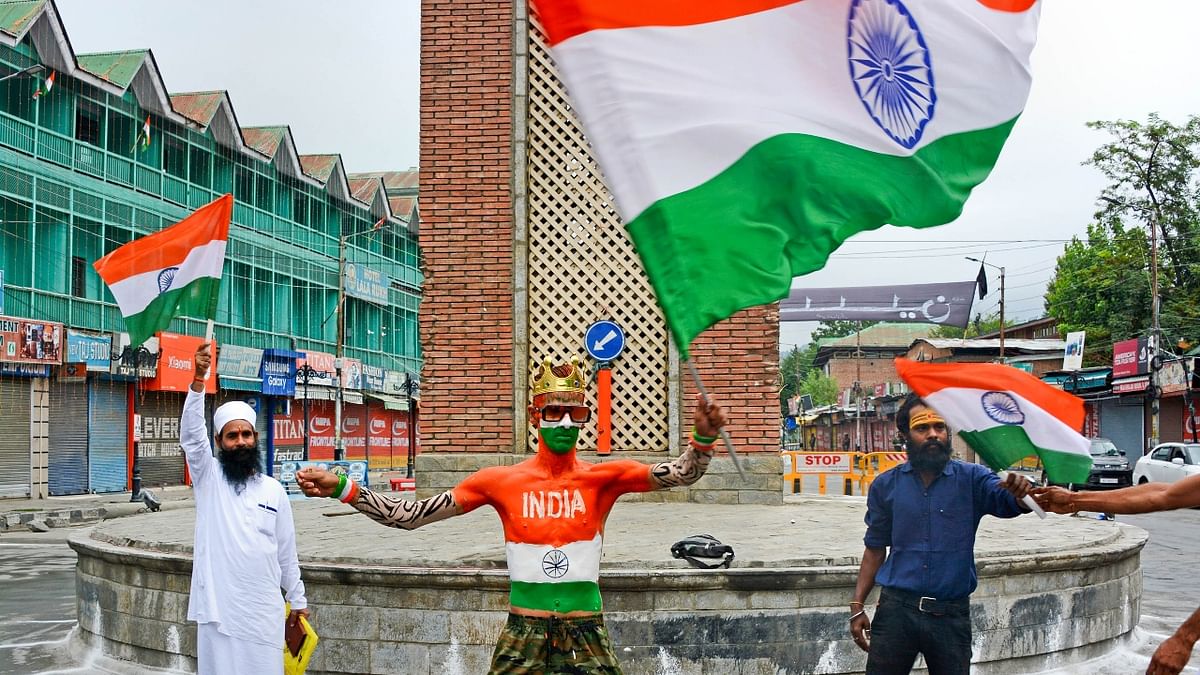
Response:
[69,495,1147,674]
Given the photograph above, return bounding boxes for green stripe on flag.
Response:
[959,426,1093,485]
[509,580,603,613]
[124,276,221,348]
[625,118,1020,354]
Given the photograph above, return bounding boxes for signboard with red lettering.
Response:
[792,453,854,474]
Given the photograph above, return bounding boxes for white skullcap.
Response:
[213,401,256,436]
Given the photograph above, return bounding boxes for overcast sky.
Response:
[56,1,1200,351]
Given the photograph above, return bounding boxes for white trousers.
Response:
[196,622,283,675]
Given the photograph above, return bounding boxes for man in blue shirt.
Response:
[850,394,1033,674]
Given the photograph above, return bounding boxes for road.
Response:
[1,511,1198,674]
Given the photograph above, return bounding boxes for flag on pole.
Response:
[93,194,232,349]
[32,70,55,99]
[133,114,151,152]
[372,216,387,231]
[894,358,1092,484]
[530,0,1041,354]
[975,264,989,299]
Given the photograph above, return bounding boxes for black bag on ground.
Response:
[670,534,734,569]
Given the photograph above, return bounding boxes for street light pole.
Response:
[334,222,390,462]
[0,64,44,85]
[405,374,416,479]
[965,257,1005,359]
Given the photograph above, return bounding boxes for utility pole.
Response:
[334,222,390,462]
[966,257,1005,359]
[855,321,862,453]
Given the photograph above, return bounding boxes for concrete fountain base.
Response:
[69,495,1146,674]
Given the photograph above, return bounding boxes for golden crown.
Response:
[531,356,587,404]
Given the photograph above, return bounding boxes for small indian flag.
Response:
[531,0,1040,354]
[133,114,151,152]
[894,358,1092,484]
[93,194,232,349]
[32,70,55,99]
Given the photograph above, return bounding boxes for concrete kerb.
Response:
[0,485,196,533]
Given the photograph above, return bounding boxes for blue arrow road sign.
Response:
[585,320,625,362]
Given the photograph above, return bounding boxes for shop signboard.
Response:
[296,351,337,388]
[343,263,390,305]
[110,333,160,378]
[261,349,298,396]
[1113,337,1150,379]
[0,315,64,365]
[217,345,263,380]
[145,333,215,393]
[66,330,112,371]
[362,364,385,392]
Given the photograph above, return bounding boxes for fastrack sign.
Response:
[791,453,854,474]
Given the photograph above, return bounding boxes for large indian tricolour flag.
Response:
[894,358,1093,484]
[531,0,1040,353]
[93,194,232,349]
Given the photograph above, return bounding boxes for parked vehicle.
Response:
[1042,438,1133,490]
[1133,443,1200,485]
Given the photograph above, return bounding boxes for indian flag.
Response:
[507,534,604,613]
[894,358,1092,484]
[93,194,232,349]
[531,0,1040,353]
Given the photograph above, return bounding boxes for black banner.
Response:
[780,280,977,328]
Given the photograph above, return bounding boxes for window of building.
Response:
[163,134,187,179]
[105,110,134,156]
[74,101,102,146]
[71,256,87,298]
[189,145,211,188]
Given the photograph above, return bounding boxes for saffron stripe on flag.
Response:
[534,0,800,45]
[92,194,231,280]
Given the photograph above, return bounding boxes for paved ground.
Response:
[87,493,1123,569]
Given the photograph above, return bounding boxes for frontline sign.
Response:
[792,453,854,474]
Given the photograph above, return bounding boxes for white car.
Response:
[1133,443,1200,485]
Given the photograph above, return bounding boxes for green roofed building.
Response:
[0,0,421,497]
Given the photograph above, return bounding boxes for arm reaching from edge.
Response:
[1148,604,1200,675]
[296,467,463,530]
[1033,473,1200,515]
[649,393,728,489]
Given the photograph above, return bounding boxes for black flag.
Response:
[975,264,988,299]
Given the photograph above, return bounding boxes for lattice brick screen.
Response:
[525,19,670,453]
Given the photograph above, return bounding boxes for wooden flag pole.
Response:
[685,359,746,480]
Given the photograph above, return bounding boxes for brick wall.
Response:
[419,0,516,453]
[826,357,903,395]
[682,305,780,453]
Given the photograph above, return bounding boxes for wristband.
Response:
[339,479,360,504]
[692,428,718,445]
[689,438,716,452]
[332,474,348,500]
[850,610,866,621]
[849,601,864,607]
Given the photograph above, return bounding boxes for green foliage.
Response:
[810,320,878,342]
[781,321,873,413]
[1046,114,1200,358]
[928,312,1008,339]
[799,369,839,407]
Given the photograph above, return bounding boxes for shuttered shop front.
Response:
[48,379,89,495]
[89,380,128,493]
[0,378,31,497]
[137,391,186,487]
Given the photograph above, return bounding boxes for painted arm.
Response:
[1034,473,1200,515]
[650,393,728,488]
[295,467,464,530]
[350,487,462,531]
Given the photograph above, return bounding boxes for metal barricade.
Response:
[781,451,911,496]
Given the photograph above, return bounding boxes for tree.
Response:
[779,321,871,414]
[799,370,839,407]
[1045,114,1200,355]
[928,312,1009,339]
[810,320,879,342]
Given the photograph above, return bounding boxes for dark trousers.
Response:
[865,588,972,675]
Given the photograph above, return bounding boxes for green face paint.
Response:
[539,426,580,454]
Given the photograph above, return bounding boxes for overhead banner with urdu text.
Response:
[780,281,977,327]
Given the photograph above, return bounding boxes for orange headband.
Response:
[909,410,945,428]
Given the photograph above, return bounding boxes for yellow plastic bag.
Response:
[284,604,319,675]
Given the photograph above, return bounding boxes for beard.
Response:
[906,438,952,474]
[217,443,260,493]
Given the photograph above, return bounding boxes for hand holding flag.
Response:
[92,194,232,348]
[895,358,1092,516]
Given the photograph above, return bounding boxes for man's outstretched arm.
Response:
[1033,473,1200,515]
[297,468,463,530]
[649,394,727,489]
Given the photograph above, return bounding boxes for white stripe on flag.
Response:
[106,240,227,317]
[506,534,602,584]
[554,0,1037,220]
[924,388,1089,458]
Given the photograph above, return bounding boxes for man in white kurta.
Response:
[182,343,307,675]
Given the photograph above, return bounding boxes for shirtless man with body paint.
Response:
[296,357,727,674]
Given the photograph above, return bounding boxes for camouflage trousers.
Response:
[488,613,624,675]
